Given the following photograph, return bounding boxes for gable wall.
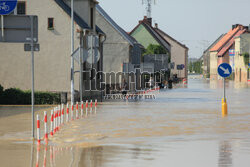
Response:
[95,10,130,75]
[131,24,160,48]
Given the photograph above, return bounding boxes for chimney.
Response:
[147,18,152,26]
[155,23,158,29]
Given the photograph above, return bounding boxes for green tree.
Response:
[188,61,202,74]
[143,44,167,55]
[0,85,3,104]
[242,52,249,66]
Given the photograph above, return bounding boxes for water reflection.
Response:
[29,143,156,167]
[218,141,232,167]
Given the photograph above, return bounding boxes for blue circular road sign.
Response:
[0,0,17,15]
[218,63,232,78]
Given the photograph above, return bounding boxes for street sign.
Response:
[218,63,232,78]
[24,43,40,51]
[87,47,100,64]
[0,0,17,15]
[177,64,184,70]
[170,62,175,69]
[0,15,38,43]
[72,47,80,63]
[229,49,235,56]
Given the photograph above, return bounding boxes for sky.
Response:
[98,0,250,58]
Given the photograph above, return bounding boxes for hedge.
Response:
[0,85,60,105]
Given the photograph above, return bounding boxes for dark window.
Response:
[17,2,26,15]
[48,18,54,30]
[90,8,93,28]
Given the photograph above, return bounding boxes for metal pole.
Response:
[223,78,225,100]
[30,16,35,139]
[71,0,75,105]
[91,34,94,68]
[79,30,83,102]
[249,43,250,80]
[1,15,4,41]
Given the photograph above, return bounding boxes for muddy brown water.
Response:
[0,78,250,167]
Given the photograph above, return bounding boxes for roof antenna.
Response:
[142,0,157,18]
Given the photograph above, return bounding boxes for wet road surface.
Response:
[0,77,250,167]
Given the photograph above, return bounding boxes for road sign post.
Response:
[1,0,17,42]
[30,16,35,139]
[0,15,39,139]
[217,63,232,117]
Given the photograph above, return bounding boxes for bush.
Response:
[143,44,167,56]
[0,84,60,105]
[0,85,3,104]
[242,52,249,66]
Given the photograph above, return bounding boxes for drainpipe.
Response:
[71,0,75,105]
[100,34,106,101]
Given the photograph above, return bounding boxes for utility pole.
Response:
[71,0,74,105]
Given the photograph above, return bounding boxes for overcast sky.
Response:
[98,0,250,58]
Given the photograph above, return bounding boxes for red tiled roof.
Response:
[217,28,246,56]
[210,26,241,52]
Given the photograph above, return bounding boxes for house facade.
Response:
[209,24,247,80]
[154,24,188,79]
[95,5,142,76]
[0,0,105,101]
[234,33,250,83]
[201,34,225,78]
[129,16,171,81]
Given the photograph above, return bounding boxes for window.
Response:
[48,18,54,30]
[17,2,26,15]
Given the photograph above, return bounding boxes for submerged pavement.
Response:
[0,77,250,167]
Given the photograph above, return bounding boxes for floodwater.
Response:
[0,76,250,167]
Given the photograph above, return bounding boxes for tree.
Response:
[143,44,167,55]
[188,61,202,74]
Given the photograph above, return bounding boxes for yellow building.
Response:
[234,34,250,83]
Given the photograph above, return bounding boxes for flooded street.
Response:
[0,77,250,167]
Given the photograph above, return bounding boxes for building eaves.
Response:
[203,34,226,54]
[54,0,104,34]
[142,22,171,52]
[210,26,241,52]
[217,29,246,57]
[155,28,188,50]
[96,4,137,46]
